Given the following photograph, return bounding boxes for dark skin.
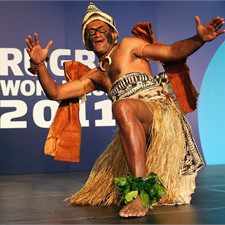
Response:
[25,16,225,217]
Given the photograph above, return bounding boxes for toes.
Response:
[119,199,149,218]
[137,211,145,217]
[119,209,147,218]
[119,209,129,217]
[121,212,129,218]
[137,208,148,217]
[125,210,132,217]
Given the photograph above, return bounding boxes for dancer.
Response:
[25,2,224,217]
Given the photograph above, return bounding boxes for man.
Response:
[25,2,224,218]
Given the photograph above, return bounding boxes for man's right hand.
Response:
[25,33,53,64]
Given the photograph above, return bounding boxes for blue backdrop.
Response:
[0,1,225,174]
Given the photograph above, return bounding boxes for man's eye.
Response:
[88,30,96,35]
[99,28,107,33]
[88,28,108,36]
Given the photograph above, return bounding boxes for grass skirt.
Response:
[67,92,201,206]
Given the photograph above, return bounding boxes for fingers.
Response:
[26,48,31,57]
[25,33,39,49]
[45,40,53,50]
[25,35,33,49]
[209,17,221,26]
[25,33,53,50]
[210,16,225,31]
[196,15,225,31]
[215,19,225,31]
[195,16,201,26]
[215,22,225,32]
[216,29,225,36]
[34,32,40,45]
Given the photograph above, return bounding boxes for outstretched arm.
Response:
[36,63,97,100]
[25,33,97,101]
[133,16,225,62]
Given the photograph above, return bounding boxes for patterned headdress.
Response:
[82,1,118,48]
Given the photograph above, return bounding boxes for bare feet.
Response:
[119,196,149,218]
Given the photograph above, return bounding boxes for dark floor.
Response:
[0,165,225,224]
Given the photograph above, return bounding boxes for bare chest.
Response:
[97,44,152,92]
[100,46,132,83]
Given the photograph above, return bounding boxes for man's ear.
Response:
[112,31,119,44]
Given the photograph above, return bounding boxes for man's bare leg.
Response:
[112,99,153,217]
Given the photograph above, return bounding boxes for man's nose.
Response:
[94,31,102,37]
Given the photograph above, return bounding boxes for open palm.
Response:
[25,33,53,64]
[195,16,225,42]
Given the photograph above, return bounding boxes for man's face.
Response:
[86,20,114,56]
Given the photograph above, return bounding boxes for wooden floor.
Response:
[0,165,225,224]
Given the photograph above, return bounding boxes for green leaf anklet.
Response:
[114,172,166,208]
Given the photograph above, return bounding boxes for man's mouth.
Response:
[93,39,105,45]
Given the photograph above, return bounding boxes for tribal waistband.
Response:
[109,72,162,102]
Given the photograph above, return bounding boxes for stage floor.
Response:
[0,165,225,224]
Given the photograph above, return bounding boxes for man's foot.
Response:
[119,196,149,218]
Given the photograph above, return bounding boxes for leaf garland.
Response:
[114,172,166,208]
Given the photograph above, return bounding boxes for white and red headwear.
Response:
[82,1,118,48]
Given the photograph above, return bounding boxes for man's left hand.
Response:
[195,16,225,42]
